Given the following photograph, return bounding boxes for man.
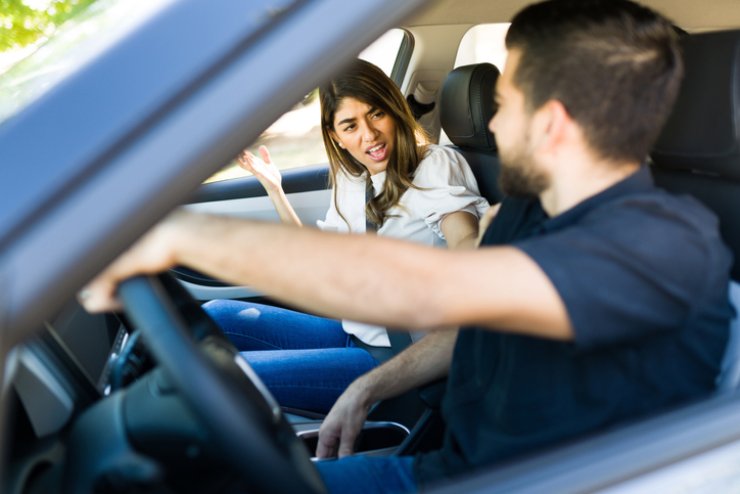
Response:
[82,0,734,492]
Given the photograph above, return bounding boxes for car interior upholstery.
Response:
[649,29,740,391]
[440,62,504,204]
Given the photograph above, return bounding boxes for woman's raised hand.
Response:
[238,145,283,194]
[238,145,303,226]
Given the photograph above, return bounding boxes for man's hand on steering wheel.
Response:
[78,211,185,313]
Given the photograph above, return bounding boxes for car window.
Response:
[206,28,408,183]
[0,0,174,127]
[454,23,510,71]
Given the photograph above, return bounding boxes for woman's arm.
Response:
[440,202,502,249]
[440,210,480,249]
[238,145,303,227]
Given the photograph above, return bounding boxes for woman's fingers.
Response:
[237,146,282,192]
[258,145,272,164]
[237,150,257,172]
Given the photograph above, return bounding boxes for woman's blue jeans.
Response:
[203,299,379,413]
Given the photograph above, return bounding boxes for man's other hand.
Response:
[316,381,373,458]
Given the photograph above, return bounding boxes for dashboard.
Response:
[10,301,131,439]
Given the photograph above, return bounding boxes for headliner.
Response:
[408,0,740,31]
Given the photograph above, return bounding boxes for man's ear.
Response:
[535,99,572,154]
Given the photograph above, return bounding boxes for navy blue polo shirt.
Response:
[415,167,734,485]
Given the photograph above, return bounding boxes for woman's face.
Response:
[330,97,397,175]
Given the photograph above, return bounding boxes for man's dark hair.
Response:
[506,0,683,163]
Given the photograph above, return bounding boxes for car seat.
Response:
[440,62,503,204]
[649,29,740,391]
[358,63,507,441]
[389,63,509,455]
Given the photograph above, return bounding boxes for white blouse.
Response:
[317,145,490,346]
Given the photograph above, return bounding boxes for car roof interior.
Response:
[408,0,740,30]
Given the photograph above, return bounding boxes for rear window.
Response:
[454,23,510,71]
[439,23,509,146]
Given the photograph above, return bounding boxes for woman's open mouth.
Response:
[367,143,388,162]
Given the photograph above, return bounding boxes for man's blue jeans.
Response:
[203,299,378,413]
[316,455,418,494]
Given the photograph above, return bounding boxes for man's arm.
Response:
[82,210,571,341]
[314,206,497,457]
[316,329,457,458]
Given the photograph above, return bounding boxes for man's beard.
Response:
[498,140,549,198]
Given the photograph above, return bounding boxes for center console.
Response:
[287,414,410,457]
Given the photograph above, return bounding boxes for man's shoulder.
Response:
[551,188,730,292]
[516,185,729,289]
[589,188,721,239]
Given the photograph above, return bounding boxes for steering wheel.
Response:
[118,273,326,494]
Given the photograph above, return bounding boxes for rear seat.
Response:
[439,62,503,204]
[649,29,740,391]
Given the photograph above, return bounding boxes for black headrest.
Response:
[440,63,500,151]
[651,30,740,179]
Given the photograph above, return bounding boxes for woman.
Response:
[204,59,489,413]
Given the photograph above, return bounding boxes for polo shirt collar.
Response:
[540,165,654,233]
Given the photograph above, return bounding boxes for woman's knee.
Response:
[203,299,260,320]
[202,301,272,341]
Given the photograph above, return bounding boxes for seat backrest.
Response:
[716,282,740,391]
[439,62,503,204]
[649,30,740,391]
[651,30,740,280]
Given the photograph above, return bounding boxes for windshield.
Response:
[0,0,173,127]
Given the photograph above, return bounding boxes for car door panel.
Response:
[179,164,333,300]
